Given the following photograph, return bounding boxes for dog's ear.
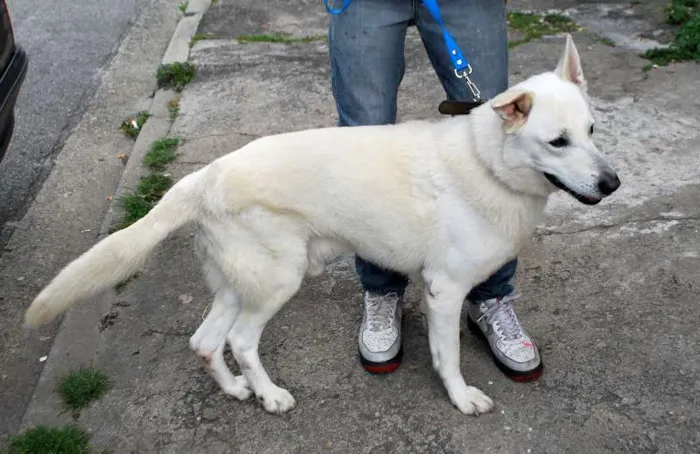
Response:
[555,34,587,93]
[490,89,534,132]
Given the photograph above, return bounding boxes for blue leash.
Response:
[323,0,481,100]
[323,0,352,15]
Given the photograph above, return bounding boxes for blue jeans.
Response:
[329,0,516,301]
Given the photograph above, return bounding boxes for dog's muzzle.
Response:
[543,172,619,205]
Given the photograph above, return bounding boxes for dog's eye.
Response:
[589,124,594,135]
[548,136,569,148]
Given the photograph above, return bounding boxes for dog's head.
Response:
[490,34,620,204]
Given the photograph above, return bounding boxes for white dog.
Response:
[25,35,619,415]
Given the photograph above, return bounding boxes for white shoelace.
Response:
[477,294,522,341]
[365,293,398,333]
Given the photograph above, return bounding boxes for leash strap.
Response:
[421,0,467,73]
[421,0,481,100]
[323,0,352,15]
[324,0,481,101]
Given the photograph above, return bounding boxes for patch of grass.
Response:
[168,98,180,121]
[5,425,91,454]
[143,138,179,171]
[642,2,700,66]
[190,33,217,48]
[117,174,174,229]
[178,1,188,14]
[157,62,196,92]
[664,0,698,25]
[543,13,575,27]
[597,35,616,47]
[57,367,111,413]
[136,174,173,203]
[118,193,152,228]
[115,136,179,230]
[508,39,529,49]
[507,11,580,48]
[643,46,687,66]
[236,32,328,44]
[120,111,150,139]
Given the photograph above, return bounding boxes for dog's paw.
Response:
[222,375,252,401]
[447,383,494,415]
[257,385,296,414]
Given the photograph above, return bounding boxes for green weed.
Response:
[57,367,111,412]
[4,425,91,454]
[120,111,150,139]
[143,138,179,171]
[236,32,328,44]
[507,12,580,48]
[157,63,196,92]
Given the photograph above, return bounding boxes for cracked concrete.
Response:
[13,0,700,452]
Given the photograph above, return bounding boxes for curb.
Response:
[101,0,212,236]
[97,88,175,238]
[19,0,212,431]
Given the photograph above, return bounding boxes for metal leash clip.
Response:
[454,66,481,101]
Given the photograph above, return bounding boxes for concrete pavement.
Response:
[0,0,181,442]
[11,0,700,452]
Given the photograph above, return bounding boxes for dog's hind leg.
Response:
[189,230,250,399]
[209,330,251,400]
[229,265,305,414]
[230,287,302,414]
[228,250,307,414]
[422,272,494,415]
[190,289,251,400]
[189,286,239,359]
[190,231,240,357]
[202,211,308,414]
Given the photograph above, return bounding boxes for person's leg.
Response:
[466,258,517,302]
[416,0,508,103]
[330,0,411,295]
[329,0,412,373]
[416,0,514,300]
[416,0,542,381]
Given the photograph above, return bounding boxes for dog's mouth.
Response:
[543,173,601,205]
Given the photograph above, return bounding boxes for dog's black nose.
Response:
[598,172,621,196]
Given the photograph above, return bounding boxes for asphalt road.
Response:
[0,0,151,248]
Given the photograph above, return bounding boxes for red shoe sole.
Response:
[359,347,403,374]
[467,317,544,382]
[504,361,543,382]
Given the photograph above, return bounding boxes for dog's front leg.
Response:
[423,275,494,415]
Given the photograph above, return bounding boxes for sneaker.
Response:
[358,291,403,374]
[466,294,543,381]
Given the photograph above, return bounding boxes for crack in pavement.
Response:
[184,131,261,141]
[142,328,194,338]
[536,214,700,236]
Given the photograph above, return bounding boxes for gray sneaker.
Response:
[466,294,543,381]
[358,291,403,373]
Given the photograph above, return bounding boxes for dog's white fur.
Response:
[25,36,618,415]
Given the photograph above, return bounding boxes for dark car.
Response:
[0,0,27,162]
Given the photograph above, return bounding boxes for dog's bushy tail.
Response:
[24,169,205,328]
